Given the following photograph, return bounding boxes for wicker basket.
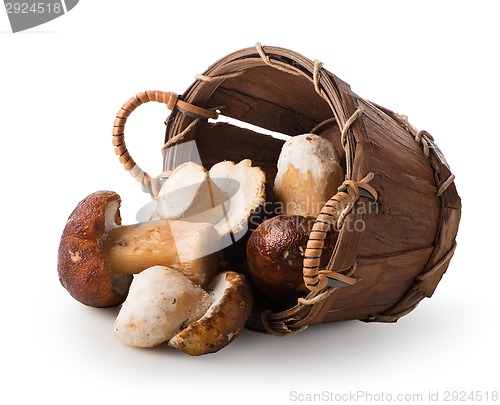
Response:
[112,44,461,336]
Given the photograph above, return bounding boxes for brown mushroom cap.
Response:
[57,191,132,307]
[246,215,337,307]
[169,271,253,356]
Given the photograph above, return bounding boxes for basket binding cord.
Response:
[302,171,378,292]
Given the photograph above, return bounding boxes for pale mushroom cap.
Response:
[114,266,212,348]
[275,134,341,181]
[274,134,344,217]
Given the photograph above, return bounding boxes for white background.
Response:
[1,1,498,403]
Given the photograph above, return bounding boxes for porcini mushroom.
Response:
[151,161,227,224]
[169,270,253,356]
[209,159,266,239]
[273,134,344,218]
[153,159,266,243]
[58,191,131,308]
[114,266,213,348]
[57,191,220,307]
[151,159,267,267]
[246,215,337,307]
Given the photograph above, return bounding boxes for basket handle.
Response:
[112,90,218,194]
[303,173,378,292]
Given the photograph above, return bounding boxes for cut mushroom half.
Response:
[151,159,267,250]
[209,159,266,241]
[152,161,227,225]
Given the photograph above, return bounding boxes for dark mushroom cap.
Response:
[246,215,337,307]
[57,191,132,307]
[169,271,254,355]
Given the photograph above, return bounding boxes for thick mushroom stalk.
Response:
[58,191,219,308]
[101,220,220,283]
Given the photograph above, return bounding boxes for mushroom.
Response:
[273,134,344,218]
[169,270,253,356]
[57,191,219,307]
[151,161,227,225]
[114,267,253,354]
[209,159,268,267]
[209,159,267,240]
[151,159,267,267]
[246,215,337,307]
[113,266,213,348]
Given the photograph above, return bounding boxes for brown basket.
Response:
[112,44,461,336]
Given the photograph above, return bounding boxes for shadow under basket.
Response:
[115,44,461,336]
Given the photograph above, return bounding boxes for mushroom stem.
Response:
[103,221,178,275]
[102,220,221,286]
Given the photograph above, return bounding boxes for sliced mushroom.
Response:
[169,271,253,356]
[209,159,267,239]
[153,159,266,241]
[151,159,267,268]
[210,159,268,268]
[152,161,227,225]
[114,266,213,348]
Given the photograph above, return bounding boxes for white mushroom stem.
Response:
[273,134,344,218]
[102,220,220,286]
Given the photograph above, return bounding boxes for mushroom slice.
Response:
[152,159,267,249]
[152,161,227,224]
[209,159,267,242]
[114,266,212,348]
[169,271,253,356]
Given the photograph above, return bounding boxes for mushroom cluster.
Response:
[246,134,344,307]
[58,134,345,354]
[58,159,264,355]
